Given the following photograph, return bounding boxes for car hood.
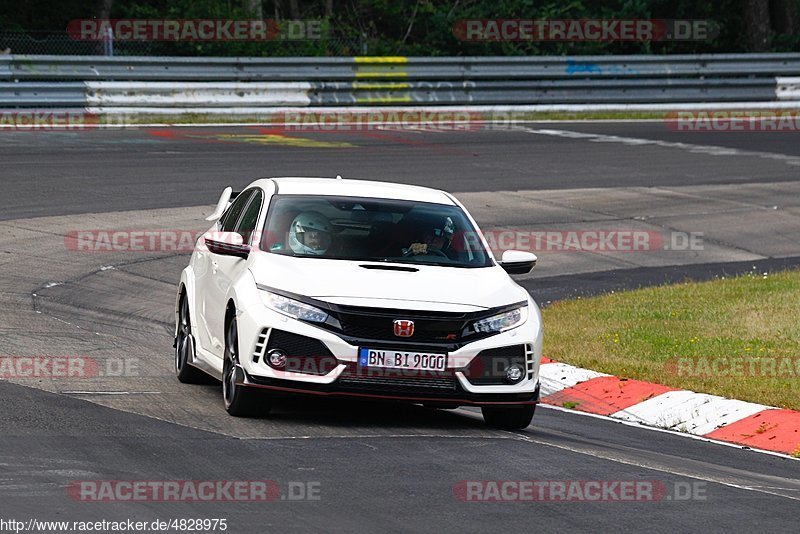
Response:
[249,254,528,310]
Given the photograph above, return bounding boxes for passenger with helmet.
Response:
[288,211,333,256]
[403,215,455,258]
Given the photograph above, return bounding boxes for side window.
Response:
[219,190,254,233]
[235,190,264,244]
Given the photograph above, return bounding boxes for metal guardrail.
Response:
[2,54,800,110]
[0,82,86,106]
[6,54,800,81]
[0,56,11,81]
[777,77,800,100]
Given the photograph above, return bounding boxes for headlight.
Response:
[471,306,528,334]
[261,291,329,323]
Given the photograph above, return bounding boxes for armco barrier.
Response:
[85,81,313,107]
[0,55,11,80]
[0,82,86,106]
[776,77,800,101]
[2,54,800,111]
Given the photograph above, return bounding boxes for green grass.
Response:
[541,268,800,411]
[96,109,800,126]
[94,108,800,126]
[100,111,670,126]
[493,110,671,121]
[101,113,277,125]
[104,111,670,126]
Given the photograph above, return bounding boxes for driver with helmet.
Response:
[403,216,455,257]
[288,211,333,255]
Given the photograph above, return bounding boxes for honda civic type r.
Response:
[174,177,542,429]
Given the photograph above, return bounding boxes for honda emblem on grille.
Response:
[393,319,415,337]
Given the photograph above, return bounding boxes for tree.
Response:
[772,0,799,36]
[288,0,300,19]
[244,0,263,19]
[744,0,771,51]
[96,0,113,19]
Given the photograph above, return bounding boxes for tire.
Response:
[481,404,536,430]
[222,315,270,417]
[175,294,212,384]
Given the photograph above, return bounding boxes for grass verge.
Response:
[105,110,673,125]
[94,108,800,126]
[541,268,800,411]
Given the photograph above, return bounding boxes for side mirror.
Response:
[205,187,233,222]
[204,231,250,260]
[499,250,537,274]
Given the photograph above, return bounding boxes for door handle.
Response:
[211,261,219,273]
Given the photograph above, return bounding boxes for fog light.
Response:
[505,364,525,384]
[267,349,287,369]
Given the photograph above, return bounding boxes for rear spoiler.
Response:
[205,188,241,222]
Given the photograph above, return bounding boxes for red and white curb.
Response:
[539,358,800,457]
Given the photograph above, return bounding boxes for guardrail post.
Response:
[102,26,114,57]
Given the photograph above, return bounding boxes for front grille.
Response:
[337,364,457,392]
[464,345,527,385]
[261,329,338,376]
[335,306,469,343]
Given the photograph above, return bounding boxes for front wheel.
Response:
[175,294,211,384]
[481,404,536,430]
[222,316,270,417]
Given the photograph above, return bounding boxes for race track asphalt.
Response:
[1,122,798,532]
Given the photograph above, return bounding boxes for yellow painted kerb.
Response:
[355,96,413,104]
[352,82,410,90]
[354,57,408,64]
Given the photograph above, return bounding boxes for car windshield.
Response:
[260,195,493,268]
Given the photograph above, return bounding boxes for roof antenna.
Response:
[336,174,343,180]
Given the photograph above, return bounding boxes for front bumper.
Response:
[235,295,543,406]
[237,365,540,406]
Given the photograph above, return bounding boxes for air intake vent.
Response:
[253,329,269,363]
[264,329,338,376]
[464,345,527,385]
[525,343,535,380]
[338,364,457,392]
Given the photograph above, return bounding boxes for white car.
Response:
[174,177,542,429]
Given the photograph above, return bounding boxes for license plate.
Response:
[358,348,447,372]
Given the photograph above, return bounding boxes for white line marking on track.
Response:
[524,127,800,166]
[536,404,799,461]
[453,407,800,501]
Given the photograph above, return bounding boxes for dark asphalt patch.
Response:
[524,255,800,305]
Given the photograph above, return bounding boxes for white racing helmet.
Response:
[288,211,333,255]
[436,216,455,242]
[424,215,455,245]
